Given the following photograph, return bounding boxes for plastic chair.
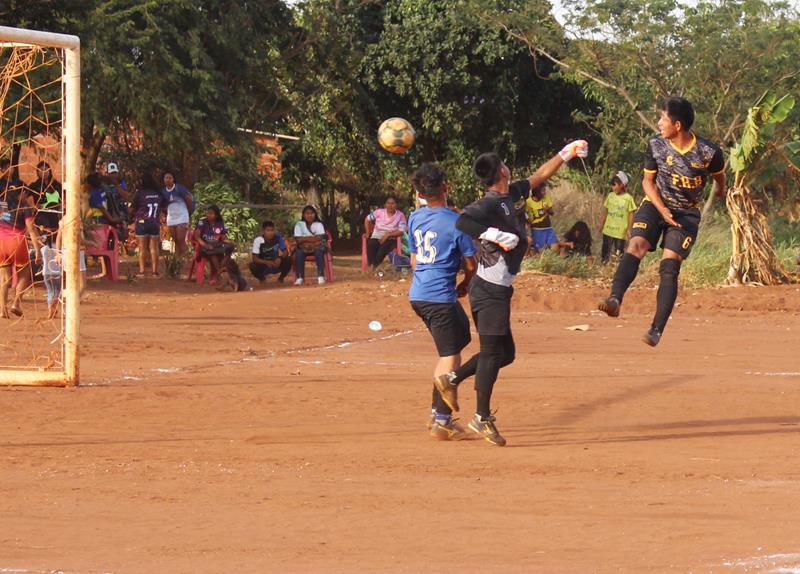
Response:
[361,234,403,272]
[293,231,334,283]
[187,234,208,285]
[84,225,119,281]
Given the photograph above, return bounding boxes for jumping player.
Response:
[598,97,725,346]
[434,140,589,446]
[408,163,477,441]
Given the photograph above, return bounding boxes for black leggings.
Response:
[367,238,397,267]
[451,332,515,418]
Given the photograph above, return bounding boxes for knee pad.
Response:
[659,258,681,282]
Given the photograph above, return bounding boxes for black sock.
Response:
[610,253,642,302]
[652,259,681,332]
[451,353,479,386]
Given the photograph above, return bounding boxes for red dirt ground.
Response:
[1,256,800,573]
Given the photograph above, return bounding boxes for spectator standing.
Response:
[292,205,327,286]
[29,161,63,234]
[526,185,558,252]
[162,171,193,255]
[250,220,291,284]
[193,204,234,285]
[599,171,637,263]
[0,172,40,318]
[130,172,167,277]
[365,195,406,268]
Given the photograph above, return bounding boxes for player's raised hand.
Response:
[558,140,589,162]
[480,227,519,251]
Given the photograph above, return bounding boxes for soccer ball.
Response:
[377,117,415,154]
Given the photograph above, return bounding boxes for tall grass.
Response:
[522,181,799,288]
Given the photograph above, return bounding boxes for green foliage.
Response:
[192,180,259,251]
[523,250,597,279]
[730,92,798,186]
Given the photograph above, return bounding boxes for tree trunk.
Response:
[726,184,793,285]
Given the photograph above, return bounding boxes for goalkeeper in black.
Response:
[599,96,726,346]
[433,140,589,446]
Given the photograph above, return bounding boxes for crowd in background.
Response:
[1,155,642,318]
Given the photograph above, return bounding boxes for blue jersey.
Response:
[408,206,477,303]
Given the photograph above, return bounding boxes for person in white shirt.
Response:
[292,205,327,286]
[162,171,194,255]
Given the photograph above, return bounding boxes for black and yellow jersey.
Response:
[644,133,724,212]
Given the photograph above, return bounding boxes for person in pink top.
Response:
[364,195,407,268]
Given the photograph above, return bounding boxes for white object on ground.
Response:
[369,320,383,331]
[566,324,590,331]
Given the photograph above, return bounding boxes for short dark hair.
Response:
[86,172,102,187]
[411,163,447,199]
[473,152,503,186]
[207,204,223,222]
[37,161,51,171]
[531,184,546,198]
[262,220,275,229]
[662,96,694,130]
[385,193,399,203]
[140,170,159,190]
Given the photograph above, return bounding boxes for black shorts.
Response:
[630,200,700,259]
[135,219,160,237]
[410,300,471,357]
[469,275,514,336]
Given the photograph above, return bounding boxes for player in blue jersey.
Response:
[408,163,477,441]
[433,140,590,446]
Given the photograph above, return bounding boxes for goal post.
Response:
[0,26,80,387]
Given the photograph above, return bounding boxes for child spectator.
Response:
[130,172,167,278]
[292,205,327,286]
[365,195,407,268]
[556,221,593,261]
[599,171,637,263]
[0,177,40,318]
[249,220,291,284]
[194,204,234,285]
[29,161,62,234]
[526,185,557,252]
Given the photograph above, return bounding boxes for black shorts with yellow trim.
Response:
[630,199,700,260]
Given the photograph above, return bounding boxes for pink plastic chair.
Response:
[187,234,209,285]
[84,225,119,281]
[361,234,402,272]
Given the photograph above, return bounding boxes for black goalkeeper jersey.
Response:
[457,179,530,287]
[644,133,724,212]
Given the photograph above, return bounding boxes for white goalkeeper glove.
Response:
[480,227,519,251]
[558,139,589,162]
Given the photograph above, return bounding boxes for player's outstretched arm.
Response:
[642,171,681,228]
[528,140,589,189]
[712,172,727,198]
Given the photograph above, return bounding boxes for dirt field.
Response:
[1,256,800,573]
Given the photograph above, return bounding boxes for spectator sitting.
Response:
[104,162,131,201]
[162,170,193,256]
[365,195,407,268]
[87,172,123,279]
[555,221,594,261]
[249,220,291,284]
[29,161,62,234]
[600,171,637,263]
[292,205,327,286]
[526,184,557,253]
[193,204,234,285]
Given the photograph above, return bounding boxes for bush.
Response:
[520,190,799,288]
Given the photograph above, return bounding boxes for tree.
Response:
[726,92,799,285]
